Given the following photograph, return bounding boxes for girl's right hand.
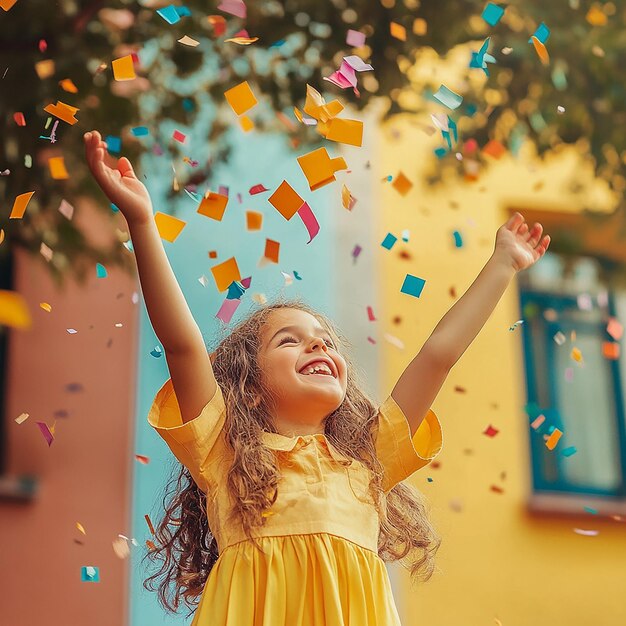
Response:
[84,130,154,226]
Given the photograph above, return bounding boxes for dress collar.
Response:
[261,431,351,464]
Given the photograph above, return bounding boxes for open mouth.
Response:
[298,360,336,378]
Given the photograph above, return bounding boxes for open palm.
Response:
[495,212,551,272]
[84,130,153,226]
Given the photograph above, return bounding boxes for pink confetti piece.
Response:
[172,130,186,143]
[483,425,499,437]
[36,421,54,446]
[573,528,599,536]
[607,317,623,340]
[249,183,269,195]
[324,55,373,96]
[366,306,376,321]
[346,29,366,47]
[297,202,320,244]
[240,276,252,288]
[367,336,377,344]
[216,297,241,324]
[217,0,246,18]
[530,414,545,430]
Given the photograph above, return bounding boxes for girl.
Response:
[84,130,550,625]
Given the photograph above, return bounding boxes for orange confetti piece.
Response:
[211,257,242,292]
[413,18,427,35]
[144,514,156,535]
[9,191,35,219]
[48,156,69,180]
[268,181,304,221]
[264,239,280,263]
[154,212,186,242]
[224,81,257,116]
[43,101,79,125]
[59,78,78,93]
[390,21,406,41]
[246,211,263,231]
[13,112,26,126]
[602,342,620,360]
[531,36,550,65]
[482,139,506,159]
[325,118,363,147]
[586,5,608,26]
[0,0,19,10]
[571,347,583,362]
[392,171,413,196]
[341,184,357,210]
[146,540,157,551]
[197,192,228,221]
[112,54,136,81]
[224,36,259,45]
[76,522,86,535]
[35,59,55,79]
[135,454,150,464]
[297,147,347,191]
[239,115,254,132]
[39,302,52,312]
[545,428,562,451]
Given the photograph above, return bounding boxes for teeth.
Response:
[302,362,333,376]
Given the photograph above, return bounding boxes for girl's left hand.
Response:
[494,212,551,272]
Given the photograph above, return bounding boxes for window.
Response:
[519,251,626,515]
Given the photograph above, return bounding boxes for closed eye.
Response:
[277,335,298,346]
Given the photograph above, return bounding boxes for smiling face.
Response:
[258,307,348,434]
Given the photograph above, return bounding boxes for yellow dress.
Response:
[148,380,443,625]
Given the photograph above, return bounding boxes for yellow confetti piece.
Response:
[154,212,186,243]
[48,156,69,180]
[35,59,55,79]
[14,413,29,425]
[76,522,86,535]
[239,115,254,132]
[531,36,550,66]
[9,191,35,219]
[571,347,583,362]
[341,184,357,210]
[0,229,5,245]
[224,36,259,45]
[545,428,563,451]
[211,257,242,292]
[0,290,32,328]
[224,81,257,116]
[39,302,52,312]
[111,54,136,81]
[43,101,79,125]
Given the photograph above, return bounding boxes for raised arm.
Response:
[392,213,550,436]
[84,131,216,423]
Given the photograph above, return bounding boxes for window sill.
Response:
[0,475,38,503]
[528,492,626,521]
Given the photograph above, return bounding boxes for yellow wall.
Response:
[374,118,626,625]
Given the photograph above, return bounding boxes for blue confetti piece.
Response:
[105,135,121,154]
[226,281,245,300]
[131,126,149,137]
[293,271,302,280]
[269,39,286,48]
[182,98,195,112]
[401,274,426,298]
[386,175,393,181]
[111,203,119,212]
[157,4,181,24]
[465,103,478,117]
[433,84,463,110]
[481,3,505,26]
[401,230,410,243]
[96,263,107,278]
[562,446,577,457]
[529,22,550,44]
[176,5,191,18]
[150,346,163,358]
[381,233,398,250]
[427,477,434,483]
[453,231,463,247]
[583,506,598,515]
[434,147,447,159]
[81,566,100,583]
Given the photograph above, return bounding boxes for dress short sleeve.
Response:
[147,378,226,493]
[375,395,443,492]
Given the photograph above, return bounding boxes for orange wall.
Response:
[0,202,138,625]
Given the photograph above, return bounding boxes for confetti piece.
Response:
[509,319,524,331]
[13,112,25,126]
[490,485,504,494]
[112,537,130,559]
[172,129,186,143]
[226,280,245,300]
[0,290,32,328]
[530,22,550,44]
[545,428,562,450]
[225,36,259,45]
[14,413,29,424]
[211,257,241,292]
[602,342,620,360]
[325,118,363,147]
[239,115,254,132]
[249,183,269,195]
[392,171,413,196]
[346,29,366,47]
[58,199,74,220]
[35,59,55,79]
[401,230,410,242]
[135,454,150,465]
[197,192,228,221]
[562,446,577,457]
[81,566,100,582]
[297,147,347,191]
[531,36,550,65]
[381,233,398,250]
[59,78,78,93]
[433,85,463,110]
[352,245,362,262]
[95,263,107,279]
[145,514,156,535]
[401,274,426,298]
[76,522,86,535]
[586,5,608,26]
[297,202,320,244]
[111,55,136,81]
[324,56,373,96]
[470,37,496,77]
[413,18,427,35]
[48,156,69,180]
[216,297,241,324]
[269,181,304,220]
[341,184,357,210]
[481,3,505,26]
[264,239,280,263]
[36,421,55,446]
[218,0,246,18]
[573,528,599,536]
[178,35,200,47]
[384,333,405,350]
[43,101,79,125]
[584,506,598,515]
[367,306,376,322]
[207,14,227,36]
[157,4,182,24]
[0,0,19,10]
[246,211,263,231]
[571,347,583,362]
[557,105,565,114]
[607,317,623,340]
[9,191,35,219]
[154,212,186,242]
[530,414,545,429]
[150,346,163,358]
[482,139,506,159]
[453,231,463,248]
[483,425,499,437]
[389,21,406,41]
[224,81,257,116]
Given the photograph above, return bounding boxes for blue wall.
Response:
[129,128,340,624]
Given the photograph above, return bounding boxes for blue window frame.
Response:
[520,275,626,500]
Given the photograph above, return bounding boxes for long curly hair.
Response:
[143,299,441,616]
